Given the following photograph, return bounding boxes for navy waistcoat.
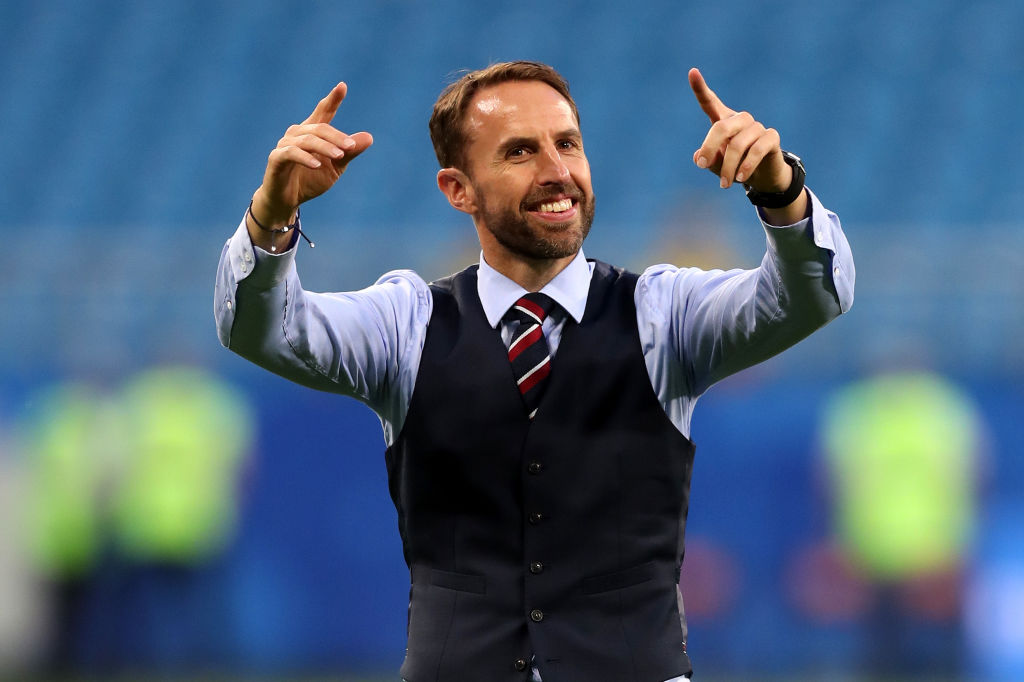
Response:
[385,260,696,682]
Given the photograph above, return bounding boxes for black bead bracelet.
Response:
[247,201,314,252]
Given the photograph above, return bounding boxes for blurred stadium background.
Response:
[1,0,1023,680]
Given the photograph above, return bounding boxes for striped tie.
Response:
[505,293,557,420]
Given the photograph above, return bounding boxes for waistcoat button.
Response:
[514,658,528,672]
[528,461,543,474]
[528,512,543,525]
[530,609,544,622]
[530,561,544,574]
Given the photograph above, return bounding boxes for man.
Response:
[215,61,854,681]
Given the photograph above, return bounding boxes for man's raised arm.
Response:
[638,68,854,399]
[214,84,430,433]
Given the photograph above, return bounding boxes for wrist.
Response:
[744,150,805,209]
[760,188,810,226]
[251,188,297,229]
[760,164,793,194]
[246,199,314,253]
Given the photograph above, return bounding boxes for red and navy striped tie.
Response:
[505,293,557,420]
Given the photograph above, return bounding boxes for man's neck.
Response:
[481,248,578,292]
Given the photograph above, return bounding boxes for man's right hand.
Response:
[249,82,373,246]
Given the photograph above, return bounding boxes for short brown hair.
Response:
[429,61,580,171]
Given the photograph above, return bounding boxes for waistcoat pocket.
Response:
[580,560,657,594]
[413,564,487,594]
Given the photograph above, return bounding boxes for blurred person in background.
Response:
[790,369,983,678]
[0,428,48,675]
[14,368,253,674]
[215,61,854,681]
[17,383,120,672]
[823,370,982,677]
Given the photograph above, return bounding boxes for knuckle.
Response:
[269,147,289,164]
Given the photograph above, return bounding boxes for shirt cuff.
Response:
[758,187,855,314]
[225,212,299,291]
[758,189,821,252]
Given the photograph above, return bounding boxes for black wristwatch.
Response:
[744,150,805,208]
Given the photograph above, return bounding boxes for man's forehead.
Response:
[466,80,577,134]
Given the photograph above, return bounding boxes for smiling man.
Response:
[215,61,854,682]
[434,78,595,282]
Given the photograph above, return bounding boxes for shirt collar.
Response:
[477,249,594,328]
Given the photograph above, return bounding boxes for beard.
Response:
[478,182,596,260]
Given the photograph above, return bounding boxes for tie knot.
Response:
[506,293,556,325]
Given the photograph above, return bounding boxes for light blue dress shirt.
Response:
[216,187,853,446]
[215,188,853,682]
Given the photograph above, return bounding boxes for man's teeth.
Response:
[537,199,573,213]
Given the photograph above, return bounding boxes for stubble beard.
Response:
[480,184,596,261]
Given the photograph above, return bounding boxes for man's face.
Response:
[460,80,595,260]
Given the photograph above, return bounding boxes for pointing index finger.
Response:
[304,81,348,125]
[688,67,732,123]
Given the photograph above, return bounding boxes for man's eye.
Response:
[507,147,527,158]
[558,139,578,150]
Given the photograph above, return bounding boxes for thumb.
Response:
[333,131,374,171]
[688,67,733,123]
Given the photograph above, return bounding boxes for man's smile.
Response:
[525,195,580,223]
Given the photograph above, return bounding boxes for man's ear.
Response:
[437,167,477,214]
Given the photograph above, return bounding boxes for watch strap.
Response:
[744,150,805,209]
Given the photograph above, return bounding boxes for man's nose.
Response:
[536,145,571,184]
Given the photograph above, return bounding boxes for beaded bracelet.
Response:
[247,201,314,252]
